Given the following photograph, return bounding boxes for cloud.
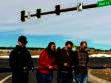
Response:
[17,6,111,49]
[0,0,111,49]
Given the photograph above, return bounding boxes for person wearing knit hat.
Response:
[18,35,28,44]
[9,35,34,83]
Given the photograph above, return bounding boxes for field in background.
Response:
[0,46,111,56]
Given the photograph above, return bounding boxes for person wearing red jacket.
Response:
[36,42,57,83]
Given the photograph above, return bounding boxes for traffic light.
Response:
[20,1,111,22]
[55,5,60,15]
[21,10,26,22]
[36,9,41,18]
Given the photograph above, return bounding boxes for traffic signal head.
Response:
[36,9,41,18]
[55,5,60,15]
[21,10,27,22]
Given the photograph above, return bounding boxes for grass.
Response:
[91,69,111,81]
[0,73,11,80]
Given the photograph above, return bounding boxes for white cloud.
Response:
[0,0,111,49]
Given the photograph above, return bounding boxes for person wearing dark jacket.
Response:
[36,42,57,83]
[9,35,34,83]
[74,41,89,83]
[56,41,75,83]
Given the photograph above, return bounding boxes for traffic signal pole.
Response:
[21,0,111,22]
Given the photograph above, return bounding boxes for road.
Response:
[1,57,111,83]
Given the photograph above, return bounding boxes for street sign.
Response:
[97,0,111,7]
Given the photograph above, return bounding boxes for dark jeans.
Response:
[57,71,73,83]
[12,71,29,83]
[36,72,53,83]
[74,73,88,83]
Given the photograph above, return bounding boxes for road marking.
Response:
[0,74,12,83]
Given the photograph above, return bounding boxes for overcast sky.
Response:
[0,0,111,49]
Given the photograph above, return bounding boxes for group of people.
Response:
[9,35,89,83]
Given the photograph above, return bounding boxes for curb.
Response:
[0,74,12,83]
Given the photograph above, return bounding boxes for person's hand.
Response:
[64,63,69,67]
[49,66,53,72]
[103,64,109,68]
[49,66,53,69]
[31,67,35,72]
[87,64,90,67]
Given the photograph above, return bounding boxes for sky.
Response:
[0,0,111,50]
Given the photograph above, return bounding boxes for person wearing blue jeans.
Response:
[36,42,57,83]
[74,69,88,83]
[56,41,75,83]
[36,72,53,83]
[57,71,73,83]
[74,41,89,83]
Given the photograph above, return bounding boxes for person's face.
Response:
[18,41,26,47]
[66,44,73,51]
[80,43,87,50]
[51,44,56,51]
